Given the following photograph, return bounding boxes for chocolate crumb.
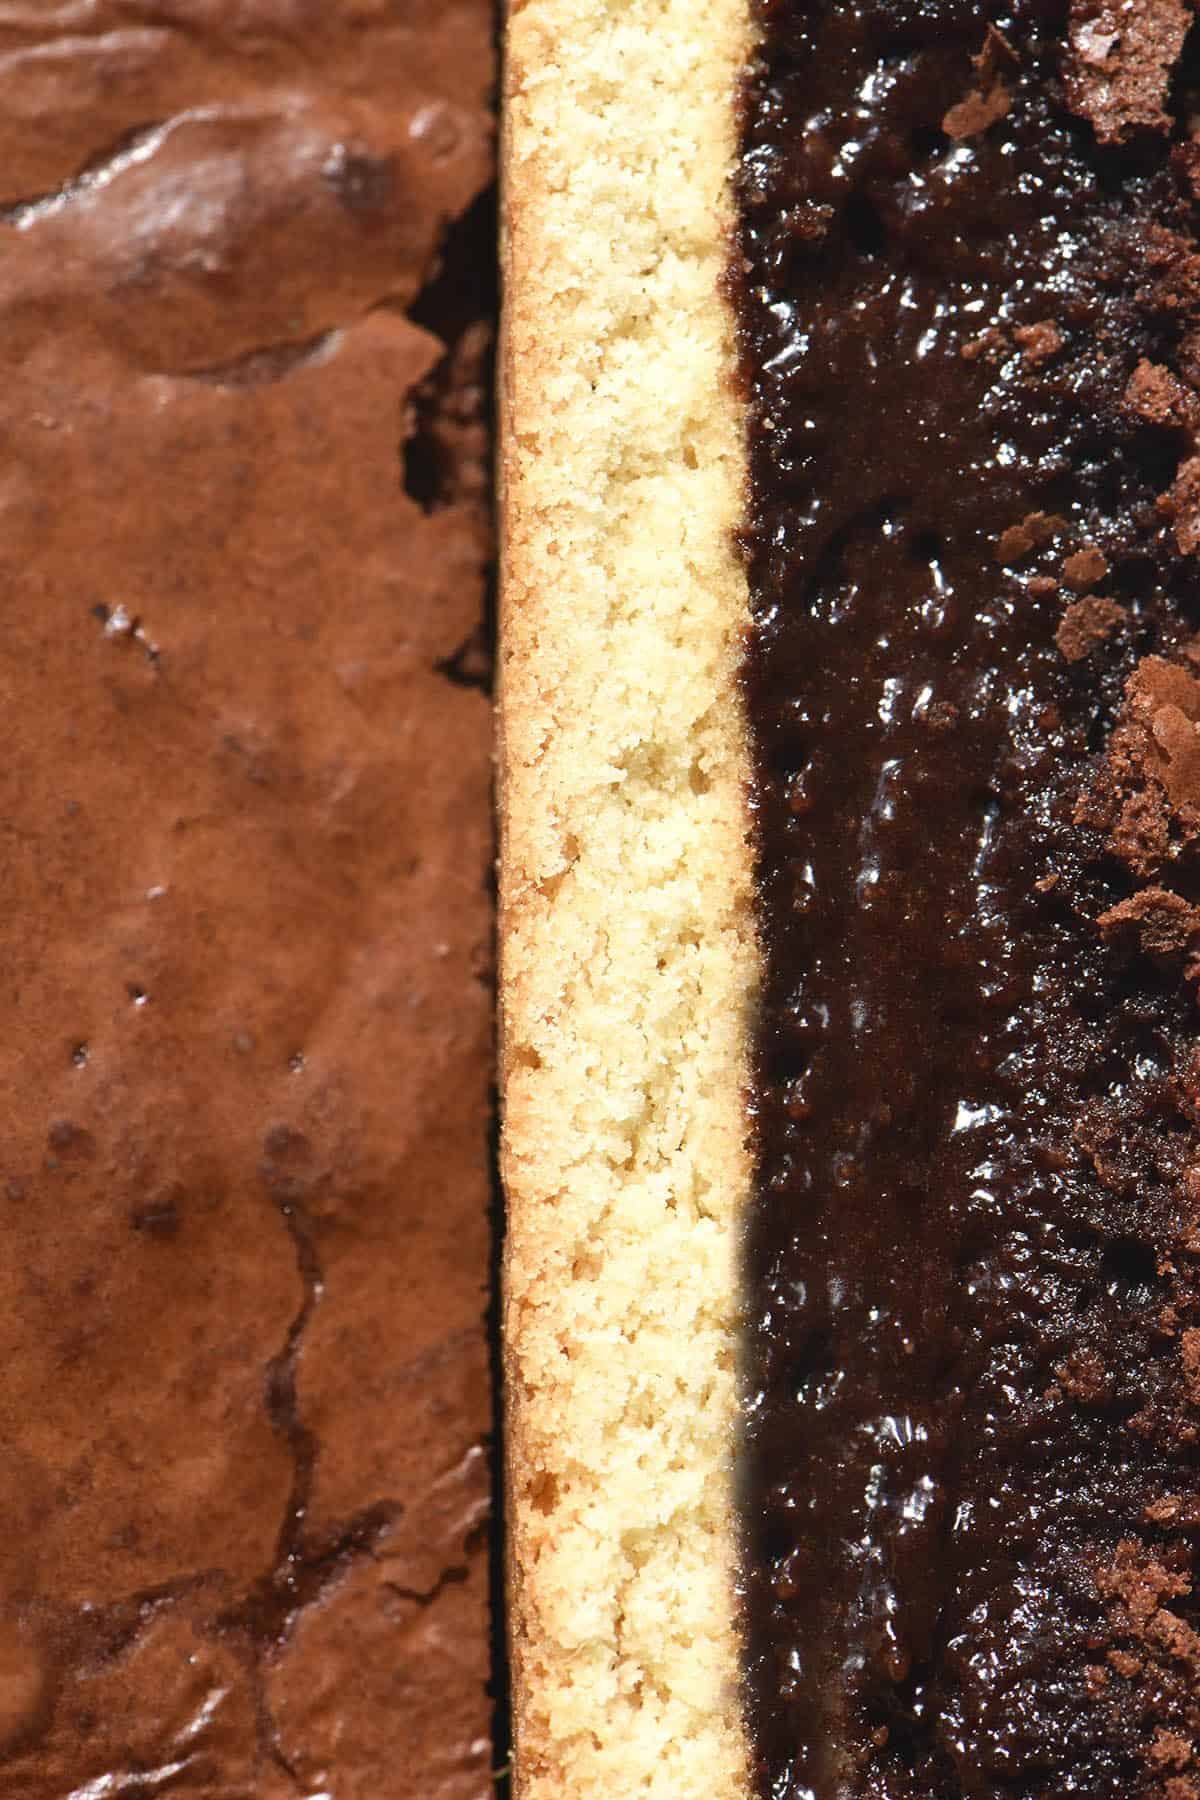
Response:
[1180,329,1200,389]
[1160,455,1200,553]
[1013,319,1064,365]
[1055,1349,1112,1403]
[1125,358,1200,431]
[1078,656,1200,871]
[1181,1326,1200,1401]
[1150,1728,1194,1771]
[1056,594,1125,661]
[995,510,1066,564]
[961,325,1008,362]
[1094,1541,1200,1783]
[1098,888,1200,979]
[943,82,1011,140]
[1098,1541,1191,1611]
[943,22,1019,137]
[1141,225,1200,317]
[1065,0,1193,143]
[1062,545,1110,590]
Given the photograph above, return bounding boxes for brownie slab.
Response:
[0,5,494,1793]
[737,4,1200,1795]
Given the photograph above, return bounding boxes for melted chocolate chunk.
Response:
[737,4,1200,1795]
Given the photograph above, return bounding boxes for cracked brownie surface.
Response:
[0,4,494,1794]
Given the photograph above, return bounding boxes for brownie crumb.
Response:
[1057,593,1125,661]
[944,20,1021,138]
[1077,655,1200,875]
[1065,0,1193,143]
[1160,455,1200,553]
[1150,1729,1194,1772]
[1054,1348,1113,1403]
[961,324,1009,361]
[1141,224,1200,317]
[1180,1325,1200,1400]
[995,510,1066,563]
[1094,1542,1200,1788]
[1098,886,1200,977]
[1125,358,1200,430]
[1062,544,1110,590]
[1014,319,1064,365]
[1098,1541,1191,1619]
[943,82,1010,139]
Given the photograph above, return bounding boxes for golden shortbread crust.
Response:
[499,2,757,1792]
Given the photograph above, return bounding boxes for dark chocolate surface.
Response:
[0,5,495,1794]
[737,4,1200,1795]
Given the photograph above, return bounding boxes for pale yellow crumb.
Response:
[498,0,757,1795]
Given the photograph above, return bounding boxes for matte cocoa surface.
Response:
[0,6,494,1794]
[737,4,1200,1794]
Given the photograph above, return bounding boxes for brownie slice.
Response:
[738,4,1200,1796]
[0,5,494,1793]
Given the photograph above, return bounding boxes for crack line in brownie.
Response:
[736,4,1200,1795]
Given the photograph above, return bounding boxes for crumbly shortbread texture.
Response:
[499,2,757,1795]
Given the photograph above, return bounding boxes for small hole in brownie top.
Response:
[844,192,887,258]
[910,123,948,162]
[1074,1282,1099,1317]
[1101,1235,1160,1304]
[792,1325,834,1385]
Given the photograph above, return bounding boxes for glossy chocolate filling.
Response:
[737,4,1200,1794]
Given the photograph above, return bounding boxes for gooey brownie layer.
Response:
[738,4,1200,1795]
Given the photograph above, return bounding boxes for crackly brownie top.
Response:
[0,5,495,1794]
